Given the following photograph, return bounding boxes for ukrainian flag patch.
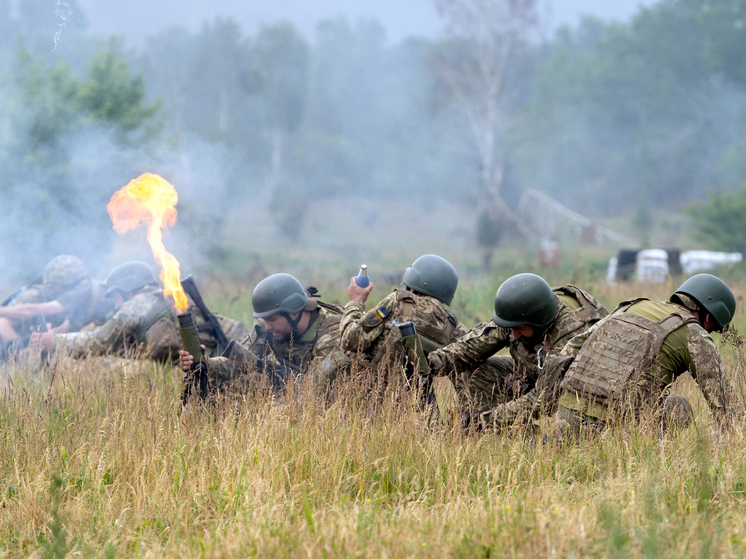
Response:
[363,307,388,328]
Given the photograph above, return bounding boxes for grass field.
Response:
[2,272,746,557]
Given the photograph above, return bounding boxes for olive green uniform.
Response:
[429,285,607,426]
[206,301,350,392]
[340,289,468,375]
[54,286,248,361]
[556,297,736,429]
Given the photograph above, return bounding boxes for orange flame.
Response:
[107,173,189,313]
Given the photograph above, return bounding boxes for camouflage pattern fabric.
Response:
[42,255,87,287]
[206,304,350,393]
[54,286,249,362]
[429,285,607,420]
[6,279,114,346]
[556,299,737,428]
[340,289,468,377]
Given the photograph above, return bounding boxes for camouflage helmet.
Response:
[105,261,159,297]
[493,273,559,329]
[672,273,736,330]
[42,255,88,287]
[252,273,309,318]
[402,254,459,306]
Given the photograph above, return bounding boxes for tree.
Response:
[432,0,541,262]
[688,186,746,253]
[243,23,310,199]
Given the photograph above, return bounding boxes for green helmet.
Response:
[105,261,159,297]
[43,255,88,287]
[402,254,459,306]
[252,273,309,318]
[493,273,559,329]
[672,273,736,330]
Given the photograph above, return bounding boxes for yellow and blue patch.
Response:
[363,307,389,328]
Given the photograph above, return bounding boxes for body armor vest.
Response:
[395,290,459,354]
[561,298,695,402]
[551,284,608,324]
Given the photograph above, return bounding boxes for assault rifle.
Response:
[179,275,229,355]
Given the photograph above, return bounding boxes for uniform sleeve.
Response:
[451,320,470,341]
[54,310,136,357]
[478,355,571,430]
[428,321,510,378]
[339,294,397,353]
[687,325,737,424]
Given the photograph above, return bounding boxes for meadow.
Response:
[2,268,746,558]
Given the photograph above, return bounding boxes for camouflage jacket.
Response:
[11,279,114,335]
[207,302,350,389]
[55,286,248,361]
[558,299,736,422]
[430,284,607,386]
[340,289,468,370]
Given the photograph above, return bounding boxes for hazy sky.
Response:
[76,0,654,44]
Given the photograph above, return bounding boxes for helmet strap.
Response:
[281,311,303,340]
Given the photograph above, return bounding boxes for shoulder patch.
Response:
[363,308,388,328]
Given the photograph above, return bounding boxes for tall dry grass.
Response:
[1,276,746,557]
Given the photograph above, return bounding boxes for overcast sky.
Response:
[75,0,654,45]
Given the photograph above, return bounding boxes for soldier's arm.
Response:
[0,300,65,320]
[428,321,510,379]
[54,311,134,357]
[339,293,397,353]
[687,325,738,426]
[479,356,571,430]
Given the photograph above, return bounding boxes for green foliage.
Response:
[77,39,161,137]
[687,185,746,252]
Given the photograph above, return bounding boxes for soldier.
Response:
[179,273,350,394]
[427,273,608,431]
[340,254,469,384]
[30,261,247,361]
[555,273,738,434]
[0,255,113,352]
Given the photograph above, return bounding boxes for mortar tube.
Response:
[178,311,203,362]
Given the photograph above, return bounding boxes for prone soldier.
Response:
[555,273,739,434]
[427,273,608,431]
[0,255,114,354]
[30,261,247,361]
[340,254,469,386]
[179,273,350,396]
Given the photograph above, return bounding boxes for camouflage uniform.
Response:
[54,285,248,361]
[6,272,114,347]
[340,289,468,376]
[428,285,607,428]
[205,299,350,392]
[555,296,736,430]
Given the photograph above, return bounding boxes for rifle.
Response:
[1,274,43,307]
[180,275,229,354]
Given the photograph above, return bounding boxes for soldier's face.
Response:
[510,325,535,341]
[114,292,126,311]
[263,313,298,341]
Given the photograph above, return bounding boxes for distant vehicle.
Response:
[607,249,742,284]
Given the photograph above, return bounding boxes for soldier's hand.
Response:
[348,277,374,303]
[178,349,194,372]
[29,331,55,351]
[179,345,206,372]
